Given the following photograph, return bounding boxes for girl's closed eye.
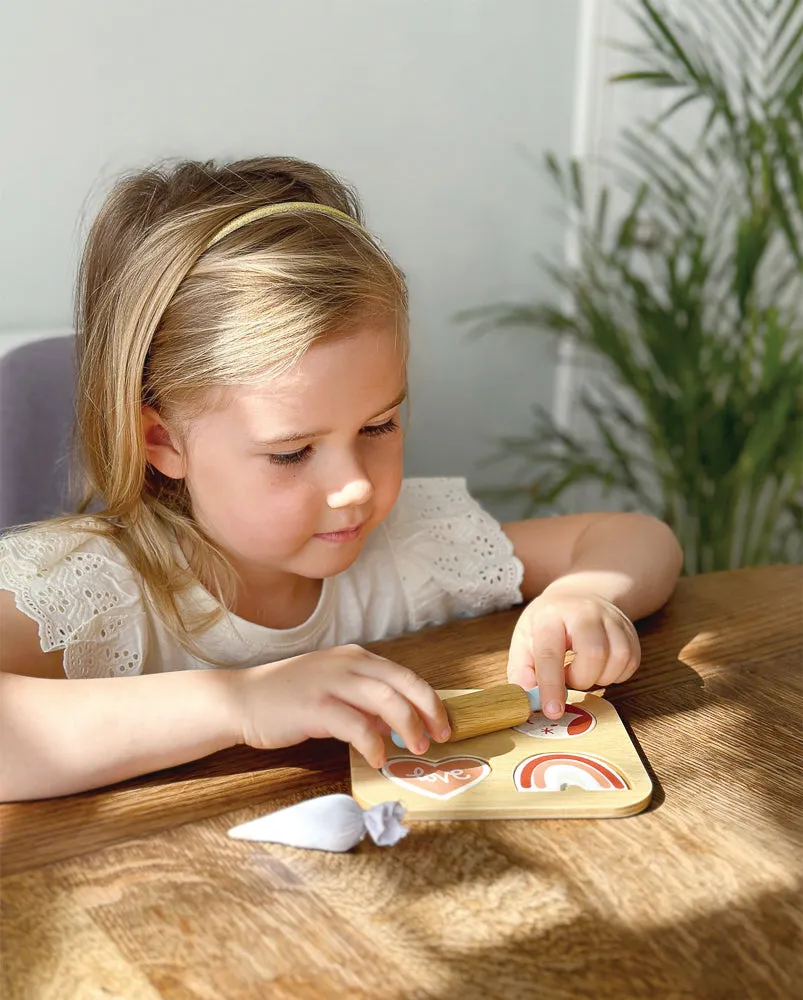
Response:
[361,416,399,438]
[268,445,312,467]
[267,417,399,467]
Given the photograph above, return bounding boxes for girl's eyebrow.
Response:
[253,389,407,447]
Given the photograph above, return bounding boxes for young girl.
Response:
[0,156,683,802]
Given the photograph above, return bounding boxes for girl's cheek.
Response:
[263,466,320,503]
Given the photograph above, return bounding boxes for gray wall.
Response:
[0,0,580,503]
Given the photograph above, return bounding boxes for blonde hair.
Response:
[57,156,407,652]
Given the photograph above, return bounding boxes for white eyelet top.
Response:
[0,477,524,679]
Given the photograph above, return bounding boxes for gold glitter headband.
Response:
[205,201,364,250]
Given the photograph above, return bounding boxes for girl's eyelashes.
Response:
[361,417,399,438]
[268,445,312,467]
[266,417,399,467]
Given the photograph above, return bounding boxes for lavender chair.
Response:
[0,336,77,531]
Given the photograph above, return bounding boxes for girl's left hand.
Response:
[507,590,641,720]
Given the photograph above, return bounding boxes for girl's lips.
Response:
[314,524,364,543]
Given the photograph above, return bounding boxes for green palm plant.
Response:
[464,0,803,573]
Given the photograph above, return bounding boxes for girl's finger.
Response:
[564,618,610,690]
[351,657,450,743]
[507,619,537,690]
[596,617,637,687]
[321,700,388,769]
[529,613,569,719]
[611,619,641,683]
[372,716,392,738]
[335,674,431,756]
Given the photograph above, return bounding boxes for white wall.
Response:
[554,0,665,435]
[0,0,580,505]
[555,1,706,513]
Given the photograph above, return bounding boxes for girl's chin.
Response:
[307,540,366,577]
[226,529,370,579]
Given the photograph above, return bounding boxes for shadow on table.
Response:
[419,884,801,1000]
[0,738,351,881]
[619,613,803,846]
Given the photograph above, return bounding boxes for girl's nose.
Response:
[327,475,374,509]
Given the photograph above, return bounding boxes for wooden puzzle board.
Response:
[350,689,653,819]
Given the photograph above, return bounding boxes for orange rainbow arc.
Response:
[514,753,629,792]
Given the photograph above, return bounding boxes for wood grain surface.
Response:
[2,564,802,999]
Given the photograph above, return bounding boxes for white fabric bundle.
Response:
[227,794,408,852]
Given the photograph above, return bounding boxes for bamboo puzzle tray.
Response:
[350,689,653,819]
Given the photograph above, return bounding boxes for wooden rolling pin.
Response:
[391,684,540,748]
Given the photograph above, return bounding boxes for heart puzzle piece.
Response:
[381,756,490,800]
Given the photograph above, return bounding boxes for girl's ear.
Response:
[142,405,186,479]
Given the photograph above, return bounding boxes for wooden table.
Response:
[2,565,802,1000]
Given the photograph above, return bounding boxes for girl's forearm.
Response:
[541,513,683,620]
[0,668,243,801]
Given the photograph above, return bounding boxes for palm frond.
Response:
[458,0,803,570]
[766,0,803,99]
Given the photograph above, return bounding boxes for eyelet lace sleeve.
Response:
[0,526,148,678]
[386,478,524,630]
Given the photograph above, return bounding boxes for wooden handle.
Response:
[443,685,531,742]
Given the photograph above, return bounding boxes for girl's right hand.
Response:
[231,644,451,768]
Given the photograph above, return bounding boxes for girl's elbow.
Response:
[616,512,684,575]
[658,518,684,579]
[646,515,684,593]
